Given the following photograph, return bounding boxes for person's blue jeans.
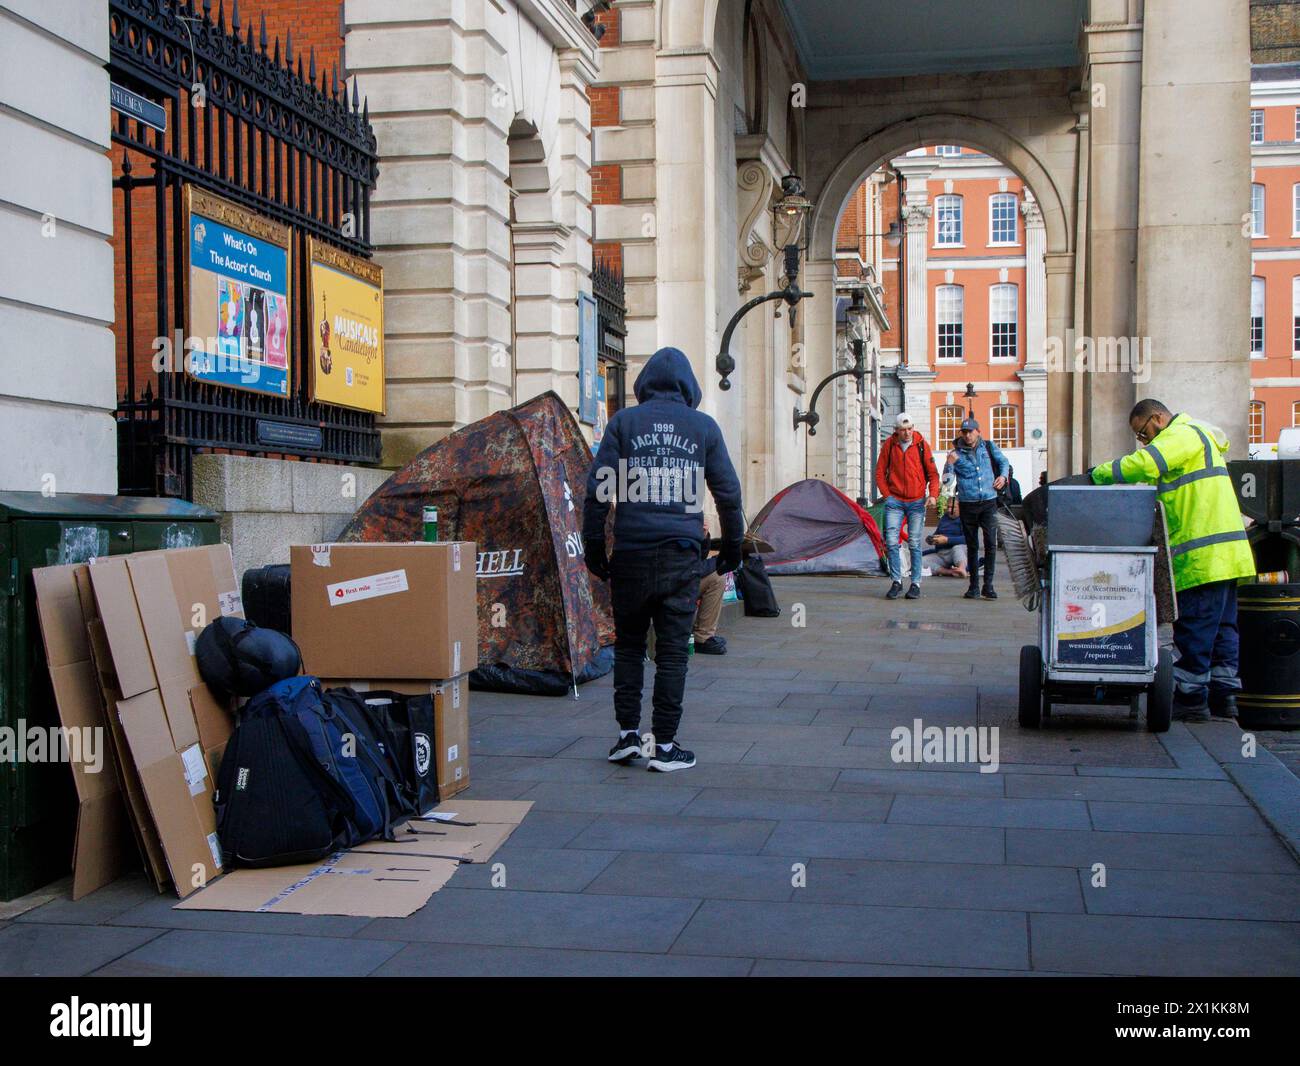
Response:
[1172,579,1241,708]
[883,497,926,584]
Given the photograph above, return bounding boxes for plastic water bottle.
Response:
[422,505,439,542]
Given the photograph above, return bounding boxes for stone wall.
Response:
[344,0,599,468]
[0,2,117,493]
[193,455,391,579]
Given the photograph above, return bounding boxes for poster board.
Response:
[578,291,598,425]
[184,186,292,398]
[1049,550,1155,673]
[307,236,385,413]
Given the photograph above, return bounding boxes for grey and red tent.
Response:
[339,391,613,695]
[750,479,887,576]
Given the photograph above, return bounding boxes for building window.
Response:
[1250,401,1265,445]
[936,145,962,157]
[1293,401,1300,427]
[1252,184,1265,237]
[1294,277,1300,355]
[1252,276,1265,356]
[935,195,963,246]
[936,405,965,449]
[1293,185,1300,236]
[1252,109,1264,144]
[1295,107,1300,142]
[991,405,1019,448]
[936,285,964,360]
[990,193,1018,245]
[989,284,1019,361]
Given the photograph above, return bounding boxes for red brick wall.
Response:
[593,6,620,47]
[591,163,621,205]
[236,0,344,75]
[594,241,623,273]
[589,85,620,127]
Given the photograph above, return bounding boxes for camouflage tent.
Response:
[340,392,613,695]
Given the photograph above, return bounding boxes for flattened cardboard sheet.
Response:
[31,564,133,898]
[175,851,459,918]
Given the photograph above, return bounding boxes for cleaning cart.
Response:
[1016,484,1173,732]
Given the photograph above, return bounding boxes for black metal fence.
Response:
[109,0,381,498]
[593,262,627,413]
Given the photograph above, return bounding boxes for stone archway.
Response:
[802,110,1078,485]
[809,113,1071,261]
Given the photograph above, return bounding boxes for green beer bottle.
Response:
[422,504,439,542]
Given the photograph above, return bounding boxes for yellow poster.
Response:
[307,237,385,413]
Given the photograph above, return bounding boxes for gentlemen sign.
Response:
[110,82,166,133]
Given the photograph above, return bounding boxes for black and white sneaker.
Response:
[647,743,696,772]
[608,733,642,763]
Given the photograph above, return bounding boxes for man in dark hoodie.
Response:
[583,347,745,772]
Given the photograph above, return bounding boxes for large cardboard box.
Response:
[321,676,470,799]
[85,545,239,897]
[291,542,477,679]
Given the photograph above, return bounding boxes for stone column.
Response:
[892,159,937,433]
[1081,3,1143,464]
[346,0,513,466]
[1135,0,1251,452]
[802,258,839,483]
[1018,195,1048,482]
[652,47,719,411]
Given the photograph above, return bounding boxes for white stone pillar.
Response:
[0,0,116,492]
[652,47,719,411]
[1135,0,1251,453]
[1019,195,1049,482]
[1082,5,1143,465]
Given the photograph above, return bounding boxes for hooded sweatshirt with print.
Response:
[583,346,744,553]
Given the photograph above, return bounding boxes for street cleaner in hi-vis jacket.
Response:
[1091,399,1256,723]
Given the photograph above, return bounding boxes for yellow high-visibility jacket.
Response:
[1090,413,1255,592]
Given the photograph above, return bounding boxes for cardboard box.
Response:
[321,676,471,799]
[291,542,477,679]
[85,545,238,897]
[30,565,134,898]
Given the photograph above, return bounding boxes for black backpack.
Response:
[195,616,302,699]
[214,678,361,868]
[735,557,781,617]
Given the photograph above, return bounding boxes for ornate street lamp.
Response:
[964,381,977,417]
[716,174,814,390]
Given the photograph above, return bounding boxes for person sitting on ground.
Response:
[693,569,727,654]
[924,506,968,578]
[691,522,727,654]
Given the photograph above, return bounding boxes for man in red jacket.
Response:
[874,412,940,600]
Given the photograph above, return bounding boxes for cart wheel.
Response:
[1019,644,1043,729]
[1147,647,1173,733]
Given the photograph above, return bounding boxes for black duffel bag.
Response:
[328,688,439,817]
[735,556,781,617]
[195,616,302,700]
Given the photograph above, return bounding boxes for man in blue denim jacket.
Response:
[951,417,1010,600]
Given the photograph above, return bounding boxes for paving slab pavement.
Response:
[4,573,1298,977]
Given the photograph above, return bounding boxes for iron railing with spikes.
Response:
[109,0,381,499]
